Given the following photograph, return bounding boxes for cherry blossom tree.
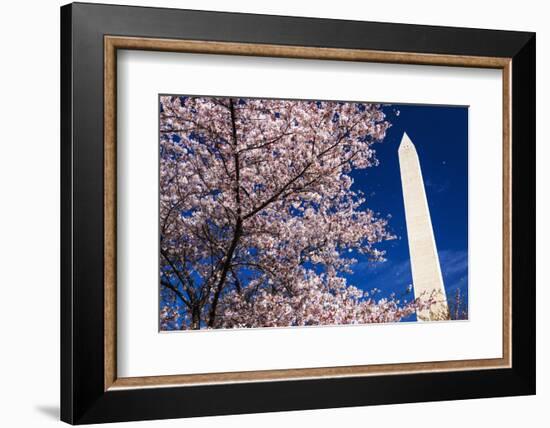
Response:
[159,96,431,330]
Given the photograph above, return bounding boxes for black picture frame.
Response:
[61,2,535,424]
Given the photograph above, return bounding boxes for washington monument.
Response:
[398,132,449,321]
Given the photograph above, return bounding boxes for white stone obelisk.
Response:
[398,132,449,321]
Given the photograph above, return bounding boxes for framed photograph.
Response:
[61,2,535,424]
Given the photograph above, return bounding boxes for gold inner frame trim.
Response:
[104,35,512,391]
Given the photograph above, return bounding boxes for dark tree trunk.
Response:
[191,306,201,330]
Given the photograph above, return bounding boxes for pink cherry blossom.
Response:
[159,96,432,330]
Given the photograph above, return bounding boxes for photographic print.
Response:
[159,95,468,331]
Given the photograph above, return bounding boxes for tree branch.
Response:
[160,279,191,309]
[207,98,244,327]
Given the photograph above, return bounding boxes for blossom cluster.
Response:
[159,96,430,329]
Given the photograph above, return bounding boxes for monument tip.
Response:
[399,132,415,151]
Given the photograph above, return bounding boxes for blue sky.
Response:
[345,104,469,317]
